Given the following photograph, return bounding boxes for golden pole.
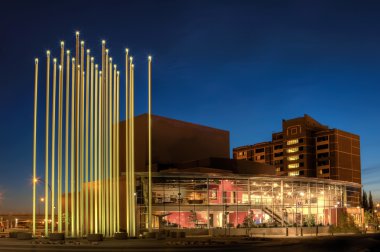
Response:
[128,57,133,235]
[51,58,57,233]
[125,49,129,235]
[65,50,70,236]
[131,63,136,237]
[70,57,75,236]
[80,66,85,236]
[105,49,109,237]
[94,64,99,234]
[85,49,90,235]
[58,64,62,233]
[100,40,105,235]
[90,57,94,234]
[76,64,80,236]
[58,41,64,233]
[75,33,80,237]
[108,57,113,236]
[116,70,120,232]
[98,70,103,234]
[32,58,39,236]
[148,56,152,232]
[113,64,117,233]
[45,51,50,237]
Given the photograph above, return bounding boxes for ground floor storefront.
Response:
[135,173,363,231]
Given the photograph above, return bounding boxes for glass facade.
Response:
[136,173,361,230]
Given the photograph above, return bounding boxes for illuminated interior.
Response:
[136,174,361,229]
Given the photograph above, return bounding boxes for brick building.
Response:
[233,114,361,184]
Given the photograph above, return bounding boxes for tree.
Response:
[368,191,374,213]
[362,190,369,211]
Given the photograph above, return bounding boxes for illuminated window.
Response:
[288,163,299,169]
[287,139,299,145]
[288,171,299,176]
[287,147,299,153]
[287,155,299,161]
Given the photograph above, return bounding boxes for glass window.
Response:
[288,171,299,176]
[317,136,328,142]
[287,139,299,145]
[317,144,328,150]
[288,163,299,169]
[255,148,264,153]
[287,147,299,153]
[287,155,299,161]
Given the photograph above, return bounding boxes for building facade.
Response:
[233,114,361,184]
[135,172,362,230]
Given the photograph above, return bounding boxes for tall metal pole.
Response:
[116,70,120,232]
[75,32,80,237]
[105,49,109,237]
[94,64,99,234]
[90,57,94,234]
[65,50,70,236]
[124,49,129,235]
[148,56,152,232]
[129,57,133,235]
[44,51,50,237]
[80,41,85,236]
[58,41,64,233]
[70,57,76,236]
[108,57,113,236]
[113,64,117,233]
[58,63,62,233]
[131,62,135,236]
[76,64,80,236]
[51,58,57,233]
[32,58,39,236]
[100,40,105,235]
[98,69,103,234]
[85,49,90,234]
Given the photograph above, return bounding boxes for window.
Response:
[287,139,299,145]
[299,154,304,159]
[255,155,265,161]
[317,152,329,159]
[288,171,299,176]
[299,138,304,143]
[274,152,283,157]
[288,163,299,169]
[317,160,329,166]
[255,148,264,153]
[299,170,304,175]
[274,160,283,165]
[287,147,299,153]
[317,144,329,150]
[238,151,245,157]
[317,136,328,142]
[319,168,329,174]
[274,144,283,150]
[290,127,298,135]
[300,162,304,167]
[288,155,299,161]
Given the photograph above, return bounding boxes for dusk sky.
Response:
[1,0,380,213]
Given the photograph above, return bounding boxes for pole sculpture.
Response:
[32,32,150,237]
[44,51,50,237]
[32,58,39,236]
[148,55,152,232]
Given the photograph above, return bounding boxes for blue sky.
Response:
[0,0,379,212]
